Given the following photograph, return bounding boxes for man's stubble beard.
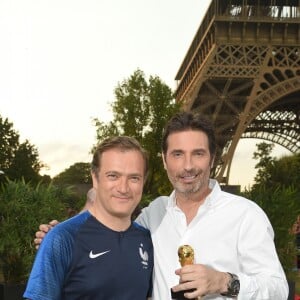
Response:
[169,169,210,197]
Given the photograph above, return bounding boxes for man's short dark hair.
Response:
[91,136,149,181]
[161,111,216,157]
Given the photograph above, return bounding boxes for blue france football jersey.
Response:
[24,211,153,300]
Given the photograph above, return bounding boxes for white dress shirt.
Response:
[136,179,288,299]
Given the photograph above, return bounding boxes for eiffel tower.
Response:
[175,0,300,184]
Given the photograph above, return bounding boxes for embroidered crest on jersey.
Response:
[139,243,149,269]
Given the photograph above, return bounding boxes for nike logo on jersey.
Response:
[89,250,111,259]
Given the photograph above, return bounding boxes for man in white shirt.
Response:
[35,112,288,299]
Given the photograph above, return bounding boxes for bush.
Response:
[243,185,300,281]
[0,180,72,283]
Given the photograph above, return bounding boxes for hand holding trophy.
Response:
[171,245,200,300]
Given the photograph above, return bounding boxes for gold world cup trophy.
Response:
[178,245,194,267]
[171,245,198,300]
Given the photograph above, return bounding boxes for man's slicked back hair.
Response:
[161,111,216,157]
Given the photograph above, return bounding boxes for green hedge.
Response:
[0,180,72,283]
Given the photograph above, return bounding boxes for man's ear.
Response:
[210,156,215,169]
[162,153,167,170]
[91,172,98,189]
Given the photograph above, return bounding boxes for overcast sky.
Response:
[0,0,290,189]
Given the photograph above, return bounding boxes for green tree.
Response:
[252,142,275,187]
[0,116,19,173]
[5,140,44,184]
[52,163,92,214]
[0,115,44,184]
[53,162,92,185]
[261,153,300,189]
[0,180,71,283]
[93,69,181,200]
[244,143,300,281]
[252,142,299,192]
[244,185,299,281]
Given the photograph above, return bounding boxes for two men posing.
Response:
[25,112,288,299]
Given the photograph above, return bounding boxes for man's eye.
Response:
[130,176,141,183]
[172,152,182,157]
[107,174,117,180]
[195,151,204,156]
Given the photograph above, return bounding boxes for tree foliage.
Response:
[0,115,44,184]
[53,162,92,185]
[260,152,300,189]
[0,116,19,172]
[244,142,300,280]
[252,142,300,191]
[0,180,72,283]
[93,69,181,200]
[244,185,299,280]
[252,142,275,187]
[5,140,42,183]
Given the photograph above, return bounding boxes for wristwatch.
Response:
[220,272,240,298]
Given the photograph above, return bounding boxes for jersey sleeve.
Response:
[23,226,73,300]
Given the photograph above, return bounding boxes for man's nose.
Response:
[183,155,193,170]
[117,178,129,193]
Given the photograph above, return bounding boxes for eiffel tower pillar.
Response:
[175,0,300,184]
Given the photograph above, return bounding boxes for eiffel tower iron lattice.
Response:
[175,0,300,184]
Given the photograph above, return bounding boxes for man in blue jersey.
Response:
[34,112,288,299]
[24,136,153,300]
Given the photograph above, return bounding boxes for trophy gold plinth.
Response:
[171,245,197,300]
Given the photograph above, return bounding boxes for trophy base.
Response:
[171,288,197,300]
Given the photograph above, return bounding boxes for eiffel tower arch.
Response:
[175,0,300,184]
